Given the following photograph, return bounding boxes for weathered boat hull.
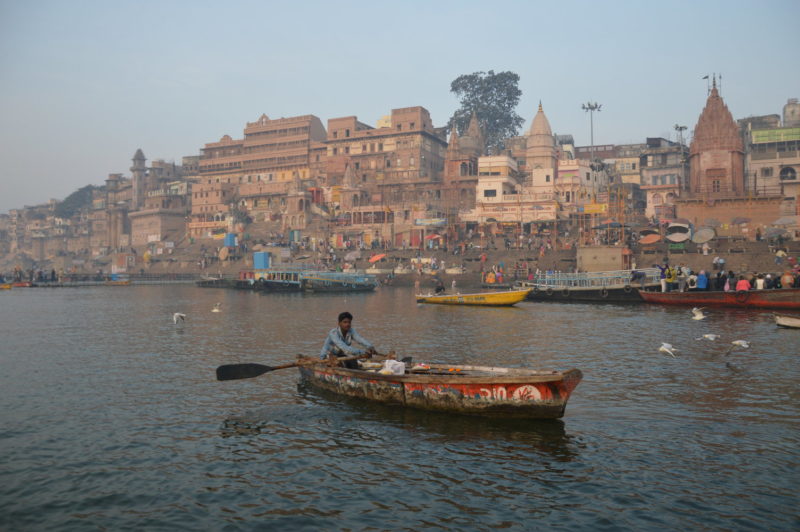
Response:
[523,284,655,303]
[298,364,582,419]
[638,288,800,309]
[774,314,800,328]
[416,288,532,306]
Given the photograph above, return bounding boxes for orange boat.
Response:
[638,288,800,310]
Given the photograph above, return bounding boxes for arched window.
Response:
[652,193,663,206]
[665,192,676,204]
[460,162,468,176]
[780,167,797,180]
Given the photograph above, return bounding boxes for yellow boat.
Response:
[0,283,11,290]
[416,288,532,306]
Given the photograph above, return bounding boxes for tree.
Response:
[448,70,525,155]
[54,185,96,219]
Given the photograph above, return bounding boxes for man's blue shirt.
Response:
[319,327,373,359]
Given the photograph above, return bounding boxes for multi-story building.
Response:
[639,137,688,220]
[322,106,449,248]
[190,114,327,238]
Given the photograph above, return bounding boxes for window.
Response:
[333,148,338,155]
[354,162,360,170]
[632,162,636,170]
[397,124,402,131]
[344,147,350,154]
[761,167,773,177]
[333,131,338,139]
[362,144,367,152]
[483,189,497,197]
[410,122,415,129]
[345,129,350,138]
[586,173,590,181]
[711,180,721,192]
[780,167,797,180]
[378,143,383,151]
[546,174,551,182]
[386,159,391,168]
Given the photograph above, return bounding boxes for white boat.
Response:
[774,314,800,329]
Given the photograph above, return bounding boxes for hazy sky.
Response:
[1,0,798,214]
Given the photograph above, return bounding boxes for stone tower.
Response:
[130,149,147,210]
[688,78,744,197]
[525,102,558,187]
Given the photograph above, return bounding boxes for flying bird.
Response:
[173,312,186,324]
[695,334,720,341]
[659,343,678,358]
[212,303,222,313]
[691,307,707,321]
[724,339,750,356]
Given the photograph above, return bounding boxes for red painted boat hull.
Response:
[637,288,800,309]
[299,364,583,419]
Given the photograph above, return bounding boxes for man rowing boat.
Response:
[319,311,376,368]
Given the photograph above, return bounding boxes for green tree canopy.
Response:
[54,185,96,219]
[448,70,525,155]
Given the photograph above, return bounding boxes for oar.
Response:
[216,354,365,381]
[216,353,412,381]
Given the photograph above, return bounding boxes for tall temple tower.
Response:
[688,78,744,197]
[130,148,147,210]
[525,103,558,187]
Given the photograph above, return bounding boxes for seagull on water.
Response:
[212,302,222,313]
[173,312,186,324]
[695,334,720,341]
[691,307,707,320]
[659,343,678,358]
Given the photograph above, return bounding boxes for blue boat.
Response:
[298,271,378,293]
[246,268,377,293]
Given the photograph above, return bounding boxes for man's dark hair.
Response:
[338,311,353,322]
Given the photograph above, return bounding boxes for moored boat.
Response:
[774,313,800,328]
[416,288,532,306]
[301,271,378,292]
[298,361,582,419]
[516,268,661,303]
[0,283,12,290]
[638,288,800,310]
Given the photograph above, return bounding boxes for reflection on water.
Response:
[0,285,798,530]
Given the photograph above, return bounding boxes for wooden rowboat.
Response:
[0,283,12,290]
[774,314,800,329]
[416,288,532,306]
[638,288,800,310]
[299,361,582,419]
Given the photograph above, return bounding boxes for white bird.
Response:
[173,312,186,324]
[659,343,678,357]
[691,307,707,320]
[695,334,720,341]
[211,302,222,313]
[724,339,750,356]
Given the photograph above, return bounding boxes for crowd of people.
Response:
[653,259,800,292]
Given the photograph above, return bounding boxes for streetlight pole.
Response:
[582,101,602,243]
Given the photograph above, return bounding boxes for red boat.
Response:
[637,288,800,310]
[299,361,583,419]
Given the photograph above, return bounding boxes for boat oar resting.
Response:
[216,354,368,381]
[216,352,409,381]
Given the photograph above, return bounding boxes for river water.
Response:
[1,285,798,531]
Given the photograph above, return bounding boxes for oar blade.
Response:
[216,363,274,381]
